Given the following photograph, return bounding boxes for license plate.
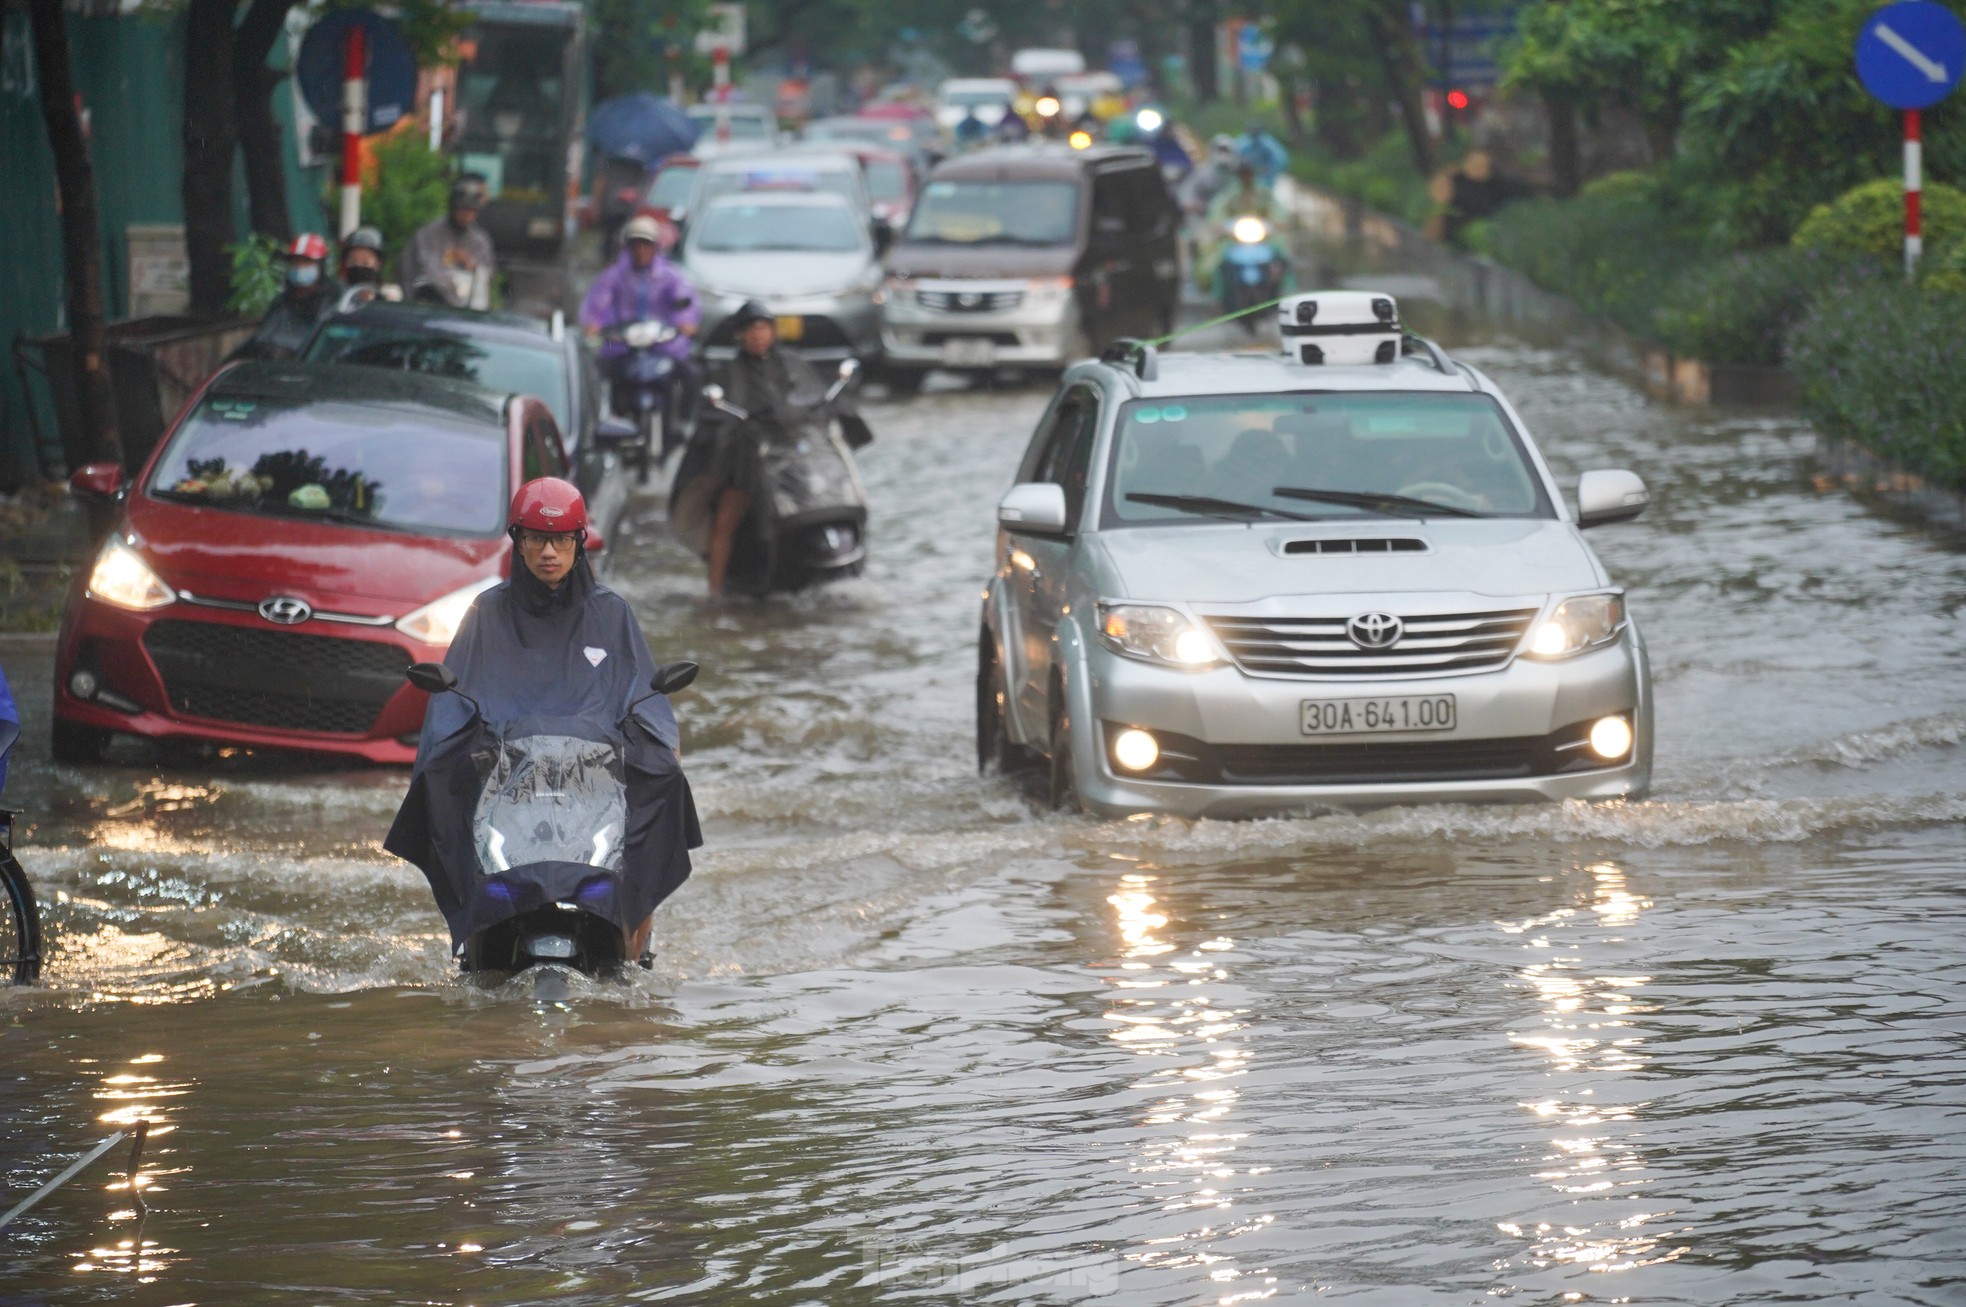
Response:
[941,337,998,368]
[1301,694,1456,735]
[774,314,804,342]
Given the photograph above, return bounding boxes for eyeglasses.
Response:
[518,531,578,552]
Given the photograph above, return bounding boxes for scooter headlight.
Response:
[1525,592,1626,659]
[1098,604,1220,669]
[1231,215,1270,245]
[397,577,499,648]
[624,321,664,348]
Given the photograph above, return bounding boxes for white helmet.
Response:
[622,214,664,246]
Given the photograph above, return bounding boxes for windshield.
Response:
[148,394,507,536]
[1102,392,1554,526]
[906,180,1079,246]
[303,323,570,433]
[687,106,772,139]
[943,88,1012,108]
[692,201,865,253]
[473,733,626,876]
[647,165,697,209]
[866,160,909,202]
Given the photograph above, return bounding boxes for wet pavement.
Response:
[4,312,1966,1304]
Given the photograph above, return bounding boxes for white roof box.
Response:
[1279,291,1402,367]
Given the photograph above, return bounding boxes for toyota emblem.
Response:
[957,291,982,308]
[1346,611,1403,649]
[258,596,313,626]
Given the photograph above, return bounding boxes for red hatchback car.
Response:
[53,360,584,766]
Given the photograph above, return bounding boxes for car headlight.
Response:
[884,275,917,297]
[1525,592,1626,659]
[1098,603,1220,668]
[396,577,499,647]
[87,540,175,611]
[1025,276,1073,305]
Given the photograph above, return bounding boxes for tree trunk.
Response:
[234,0,297,243]
[1185,0,1218,102]
[25,0,123,468]
[1276,67,1307,144]
[1546,90,1581,197]
[182,0,238,316]
[1365,3,1433,177]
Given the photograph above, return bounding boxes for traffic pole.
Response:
[339,23,366,239]
[713,44,730,146]
[1905,107,1923,277]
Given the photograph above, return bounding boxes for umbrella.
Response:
[588,93,701,164]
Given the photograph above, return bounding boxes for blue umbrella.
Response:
[588,93,701,164]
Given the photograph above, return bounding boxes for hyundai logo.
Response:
[1346,611,1403,649]
[258,596,313,625]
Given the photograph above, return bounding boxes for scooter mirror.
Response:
[406,662,458,694]
[702,384,725,404]
[836,358,861,382]
[654,660,699,695]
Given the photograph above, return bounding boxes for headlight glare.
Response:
[1112,728,1160,772]
[87,541,175,611]
[1099,604,1219,668]
[396,577,499,647]
[1589,715,1634,760]
[1231,215,1269,244]
[1525,593,1624,659]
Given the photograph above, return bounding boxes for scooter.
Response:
[1218,214,1289,331]
[601,319,691,485]
[403,658,699,976]
[668,360,871,595]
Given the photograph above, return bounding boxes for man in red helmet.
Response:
[232,233,338,360]
[388,477,700,966]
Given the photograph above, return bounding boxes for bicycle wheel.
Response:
[1,847,42,985]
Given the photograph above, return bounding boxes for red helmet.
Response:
[509,477,588,534]
[287,233,330,262]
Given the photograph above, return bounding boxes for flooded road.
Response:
[5,320,1966,1304]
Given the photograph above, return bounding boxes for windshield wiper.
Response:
[1126,492,1318,523]
[1271,486,1487,519]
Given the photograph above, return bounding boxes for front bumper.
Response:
[54,592,440,765]
[1071,636,1652,818]
[699,289,882,363]
[880,281,1081,368]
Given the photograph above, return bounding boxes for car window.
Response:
[523,412,567,480]
[1027,386,1100,533]
[148,394,507,536]
[690,201,866,253]
[1101,391,1554,527]
[865,160,909,202]
[647,166,697,209]
[304,323,571,434]
[906,180,1081,247]
[1117,167,1172,237]
[696,164,859,210]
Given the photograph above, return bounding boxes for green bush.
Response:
[362,130,452,271]
[1652,246,1850,366]
[1791,177,1966,260]
[1288,130,1441,229]
[1788,277,1966,489]
[226,232,284,317]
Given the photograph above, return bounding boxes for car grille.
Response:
[1201,606,1538,678]
[143,619,409,735]
[917,287,1023,312]
[1108,719,1611,786]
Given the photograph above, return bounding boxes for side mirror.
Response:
[69,462,124,499]
[654,660,699,695]
[702,383,725,404]
[596,415,638,443]
[825,357,861,403]
[1576,469,1649,528]
[584,530,606,553]
[406,661,458,694]
[997,482,1069,535]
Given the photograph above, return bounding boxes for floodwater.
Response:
[4,315,1966,1305]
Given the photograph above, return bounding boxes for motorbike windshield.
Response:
[472,733,627,876]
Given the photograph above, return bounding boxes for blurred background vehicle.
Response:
[934,78,1019,135]
[687,100,780,157]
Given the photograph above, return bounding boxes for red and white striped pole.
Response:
[713,43,730,146]
[1905,107,1923,277]
[339,23,367,239]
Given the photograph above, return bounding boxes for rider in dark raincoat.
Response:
[385,478,700,960]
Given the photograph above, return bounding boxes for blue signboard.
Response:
[1237,24,1273,74]
[297,10,419,135]
[1856,1,1965,110]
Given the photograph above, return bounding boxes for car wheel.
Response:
[976,638,1032,776]
[51,719,110,766]
[635,409,656,486]
[882,367,926,396]
[1046,688,1080,813]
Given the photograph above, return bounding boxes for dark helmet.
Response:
[342,225,384,255]
[508,477,588,535]
[451,174,489,210]
[731,300,773,329]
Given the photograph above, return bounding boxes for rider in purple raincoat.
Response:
[580,216,702,424]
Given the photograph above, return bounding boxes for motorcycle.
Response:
[668,359,871,596]
[402,658,700,976]
[1218,214,1288,331]
[601,318,694,485]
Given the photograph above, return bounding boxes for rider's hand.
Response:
[680,322,697,336]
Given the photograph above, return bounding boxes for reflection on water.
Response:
[4,340,1966,1303]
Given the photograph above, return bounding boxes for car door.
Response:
[1009,384,1100,730]
[1086,171,1132,346]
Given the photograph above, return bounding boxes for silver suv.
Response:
[978,294,1653,817]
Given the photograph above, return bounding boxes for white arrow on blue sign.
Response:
[1857,0,1966,109]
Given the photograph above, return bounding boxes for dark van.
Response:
[879,144,1180,381]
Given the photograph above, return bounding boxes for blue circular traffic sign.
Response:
[296,9,419,136]
[1857,1,1965,110]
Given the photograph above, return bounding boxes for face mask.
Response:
[288,262,321,288]
[344,263,381,285]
